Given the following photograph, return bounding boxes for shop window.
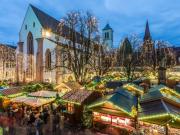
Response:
[67,103,74,114]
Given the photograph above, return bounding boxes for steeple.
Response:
[143,20,151,41]
[102,23,113,49]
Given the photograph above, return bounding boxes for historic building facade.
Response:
[16,4,71,84]
[0,44,16,82]
[16,4,111,84]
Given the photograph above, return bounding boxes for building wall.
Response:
[19,6,42,82]
[0,44,16,82]
[102,29,113,49]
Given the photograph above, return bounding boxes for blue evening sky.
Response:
[0,0,180,47]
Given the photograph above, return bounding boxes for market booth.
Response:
[61,89,100,123]
[88,90,137,134]
[139,85,180,135]
[28,90,63,98]
[122,83,144,95]
[55,81,82,94]
[10,95,55,108]
[0,87,23,110]
[10,90,60,108]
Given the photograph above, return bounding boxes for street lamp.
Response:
[42,29,51,38]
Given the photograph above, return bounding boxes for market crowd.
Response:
[0,103,62,135]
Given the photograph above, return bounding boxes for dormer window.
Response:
[33,22,35,28]
[25,25,27,30]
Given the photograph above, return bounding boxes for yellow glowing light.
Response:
[42,29,51,38]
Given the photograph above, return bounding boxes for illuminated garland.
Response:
[61,99,81,105]
[139,113,180,122]
[160,88,180,99]
[139,113,169,120]
[123,83,144,94]
[88,97,136,118]
[7,92,26,98]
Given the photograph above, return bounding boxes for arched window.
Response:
[27,32,34,55]
[45,49,51,69]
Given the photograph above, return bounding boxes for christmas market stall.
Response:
[0,87,24,110]
[61,89,100,123]
[55,81,82,94]
[139,85,180,135]
[28,90,63,98]
[122,83,144,95]
[10,95,55,108]
[105,81,123,90]
[88,89,137,134]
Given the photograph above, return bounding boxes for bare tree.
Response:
[140,40,176,74]
[117,35,142,82]
[55,11,99,84]
[91,44,115,76]
[118,38,136,82]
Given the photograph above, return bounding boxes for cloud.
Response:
[0,0,180,46]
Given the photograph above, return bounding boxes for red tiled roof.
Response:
[62,89,93,104]
[0,87,22,96]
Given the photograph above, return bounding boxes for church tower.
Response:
[142,20,155,68]
[102,23,113,49]
[144,21,152,41]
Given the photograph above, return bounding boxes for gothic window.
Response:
[33,22,35,28]
[27,32,34,55]
[45,49,51,69]
[25,25,27,30]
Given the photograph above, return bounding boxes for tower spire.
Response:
[143,20,151,41]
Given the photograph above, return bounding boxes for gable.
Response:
[19,5,43,41]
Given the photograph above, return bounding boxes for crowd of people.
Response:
[1,103,62,135]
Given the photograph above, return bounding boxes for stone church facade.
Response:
[16,4,71,84]
[16,4,113,84]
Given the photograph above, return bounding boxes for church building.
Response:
[16,4,113,84]
[102,23,113,50]
[16,4,72,84]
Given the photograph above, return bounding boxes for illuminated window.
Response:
[67,103,74,114]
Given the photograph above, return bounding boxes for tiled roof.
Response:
[0,87,22,96]
[103,23,112,30]
[30,4,81,43]
[88,89,137,116]
[62,89,93,104]
[64,82,82,90]
[140,85,180,104]
[28,90,62,98]
[30,4,59,33]
[106,81,123,89]
[11,96,55,107]
[139,99,180,128]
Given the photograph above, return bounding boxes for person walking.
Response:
[52,111,61,135]
[35,117,44,135]
[27,123,36,135]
